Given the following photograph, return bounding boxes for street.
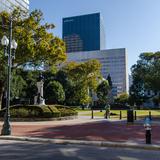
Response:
[0,140,160,160]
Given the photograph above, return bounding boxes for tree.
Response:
[11,69,27,100]
[55,70,75,105]
[132,52,160,91]
[130,52,160,105]
[129,78,146,106]
[96,80,110,105]
[152,96,160,107]
[61,59,102,105]
[10,69,39,105]
[106,74,114,103]
[107,74,112,88]
[45,80,65,104]
[22,70,39,102]
[0,9,66,108]
[115,93,129,105]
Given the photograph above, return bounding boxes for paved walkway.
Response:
[0,116,160,145]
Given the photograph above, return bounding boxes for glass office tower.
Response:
[0,0,29,13]
[63,13,106,53]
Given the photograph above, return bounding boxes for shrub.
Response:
[0,105,77,118]
[55,105,78,117]
[11,108,32,118]
[47,105,60,117]
[0,105,57,118]
[12,105,41,118]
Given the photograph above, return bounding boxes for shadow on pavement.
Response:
[14,120,160,145]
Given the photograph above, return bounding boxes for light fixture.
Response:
[1,35,9,46]
[11,39,18,50]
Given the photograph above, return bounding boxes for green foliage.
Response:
[22,70,39,100]
[45,80,65,104]
[0,105,44,118]
[0,9,66,69]
[55,105,78,117]
[115,93,129,105]
[61,59,102,105]
[96,80,110,105]
[129,76,146,105]
[130,51,160,105]
[10,69,39,104]
[152,96,160,107]
[107,74,112,87]
[0,50,6,85]
[0,105,78,118]
[132,52,160,91]
[11,69,27,99]
[63,59,101,89]
[0,9,66,107]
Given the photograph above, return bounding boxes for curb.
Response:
[0,116,78,122]
[0,136,160,151]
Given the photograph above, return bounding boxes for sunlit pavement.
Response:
[0,115,160,145]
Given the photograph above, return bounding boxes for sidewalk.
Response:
[0,115,160,149]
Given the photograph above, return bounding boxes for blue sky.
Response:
[30,0,160,72]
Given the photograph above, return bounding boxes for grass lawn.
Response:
[78,109,160,120]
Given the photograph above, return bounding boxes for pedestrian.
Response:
[104,104,110,119]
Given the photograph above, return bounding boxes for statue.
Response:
[34,73,45,105]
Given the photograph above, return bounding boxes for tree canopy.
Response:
[0,9,66,68]
[61,59,102,105]
[0,9,67,109]
[130,52,160,105]
[45,80,65,104]
[131,52,160,91]
[115,92,129,105]
[96,80,110,105]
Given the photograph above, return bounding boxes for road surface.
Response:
[0,140,159,160]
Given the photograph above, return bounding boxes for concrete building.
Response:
[0,0,29,12]
[63,13,106,53]
[67,48,128,96]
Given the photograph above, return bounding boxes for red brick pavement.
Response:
[0,120,160,145]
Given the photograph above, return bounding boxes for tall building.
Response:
[0,0,29,13]
[67,48,128,96]
[63,13,106,53]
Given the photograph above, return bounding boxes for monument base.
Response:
[34,96,45,106]
[40,99,45,106]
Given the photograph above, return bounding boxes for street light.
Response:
[1,16,18,135]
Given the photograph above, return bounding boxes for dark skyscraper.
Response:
[63,13,106,53]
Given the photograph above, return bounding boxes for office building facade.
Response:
[67,48,128,96]
[63,13,106,53]
[0,0,29,13]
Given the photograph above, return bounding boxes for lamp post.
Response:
[1,16,18,135]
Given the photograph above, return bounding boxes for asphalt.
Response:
[1,139,160,160]
[0,136,160,151]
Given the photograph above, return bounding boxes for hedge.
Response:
[0,105,77,118]
[54,105,78,117]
